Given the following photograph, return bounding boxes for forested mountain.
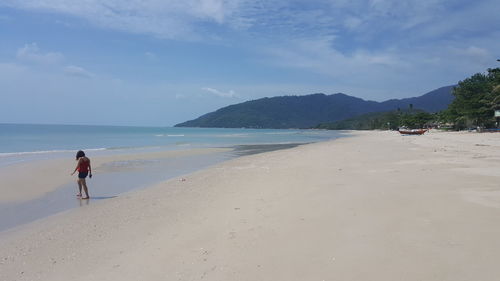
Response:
[175,85,454,129]
[379,86,455,112]
[316,109,435,130]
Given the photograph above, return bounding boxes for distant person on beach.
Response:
[71,150,92,199]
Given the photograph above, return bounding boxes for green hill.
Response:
[175,86,454,129]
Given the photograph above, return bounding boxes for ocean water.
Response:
[0,124,344,231]
[0,124,342,167]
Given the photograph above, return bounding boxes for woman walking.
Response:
[71,150,92,199]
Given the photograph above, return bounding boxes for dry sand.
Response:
[1,130,500,281]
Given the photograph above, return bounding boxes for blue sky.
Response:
[0,0,499,126]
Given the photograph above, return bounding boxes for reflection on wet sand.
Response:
[0,143,301,232]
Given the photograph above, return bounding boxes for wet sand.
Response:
[0,143,306,231]
[1,130,500,281]
[0,150,230,231]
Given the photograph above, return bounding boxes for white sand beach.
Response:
[1,130,500,281]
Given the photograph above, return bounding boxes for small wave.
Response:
[154,134,185,137]
[0,147,106,158]
[0,148,106,157]
[106,145,165,151]
[216,134,249,138]
[264,132,296,135]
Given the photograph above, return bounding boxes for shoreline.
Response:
[0,147,232,204]
[1,130,500,280]
[0,142,314,232]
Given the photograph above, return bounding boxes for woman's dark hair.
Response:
[76,150,85,160]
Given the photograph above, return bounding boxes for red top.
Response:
[78,158,90,172]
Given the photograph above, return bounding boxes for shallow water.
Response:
[0,125,341,168]
[0,143,309,232]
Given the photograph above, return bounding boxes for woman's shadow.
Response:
[78,196,117,206]
[90,196,117,200]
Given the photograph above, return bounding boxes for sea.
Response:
[0,124,344,231]
[0,124,343,165]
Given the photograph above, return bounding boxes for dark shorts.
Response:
[78,172,88,179]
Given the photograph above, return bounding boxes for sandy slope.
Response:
[1,130,499,281]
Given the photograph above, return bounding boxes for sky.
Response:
[0,0,499,126]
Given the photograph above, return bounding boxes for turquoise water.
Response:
[0,124,341,166]
[0,124,344,231]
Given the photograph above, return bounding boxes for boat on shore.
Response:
[398,128,428,135]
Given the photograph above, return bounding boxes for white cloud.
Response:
[0,62,26,74]
[144,52,157,60]
[258,34,483,100]
[16,43,64,64]
[202,87,237,98]
[3,0,499,102]
[3,1,498,46]
[14,43,96,78]
[64,65,95,78]
[261,35,406,81]
[458,46,490,59]
[2,0,244,39]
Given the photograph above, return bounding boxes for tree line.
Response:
[440,67,500,129]
[317,67,500,130]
